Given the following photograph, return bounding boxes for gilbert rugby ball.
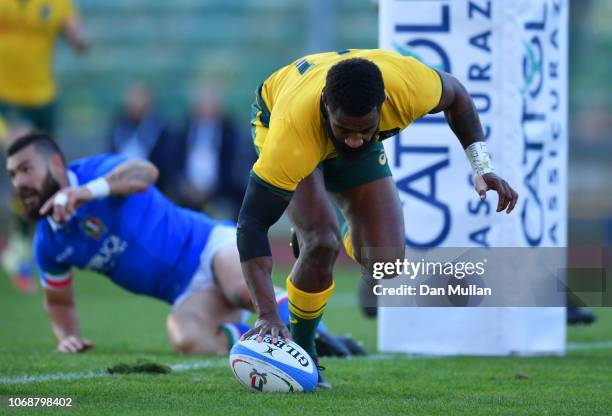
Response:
[229,334,317,393]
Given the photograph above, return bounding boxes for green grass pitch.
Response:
[1,266,611,415]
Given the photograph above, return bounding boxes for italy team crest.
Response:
[82,216,107,240]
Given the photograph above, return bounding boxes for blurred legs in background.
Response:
[567,307,596,325]
[1,200,37,293]
[0,117,39,293]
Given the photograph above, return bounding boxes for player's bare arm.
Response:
[430,71,519,213]
[236,179,292,342]
[44,283,94,353]
[63,17,90,53]
[104,159,159,196]
[39,159,158,222]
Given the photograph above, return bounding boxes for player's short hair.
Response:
[6,131,65,162]
[324,58,386,117]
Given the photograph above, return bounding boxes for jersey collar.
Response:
[67,170,78,187]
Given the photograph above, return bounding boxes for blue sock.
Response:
[276,291,291,325]
[232,290,328,341]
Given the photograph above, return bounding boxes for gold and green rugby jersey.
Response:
[0,0,77,106]
[251,49,442,194]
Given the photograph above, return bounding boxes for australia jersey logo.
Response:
[81,216,107,240]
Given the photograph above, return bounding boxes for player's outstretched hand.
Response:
[39,187,94,223]
[241,313,291,344]
[474,172,519,214]
[56,335,95,353]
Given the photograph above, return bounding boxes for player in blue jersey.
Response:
[6,132,360,357]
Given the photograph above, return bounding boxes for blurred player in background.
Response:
[0,0,88,132]
[0,0,88,291]
[238,49,519,388]
[0,121,37,291]
[173,84,252,220]
[5,132,361,357]
[107,82,176,196]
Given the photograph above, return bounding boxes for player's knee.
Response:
[170,330,225,355]
[300,227,341,266]
[171,333,198,354]
[168,315,228,355]
[168,317,201,355]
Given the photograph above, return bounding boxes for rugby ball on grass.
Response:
[229,334,317,393]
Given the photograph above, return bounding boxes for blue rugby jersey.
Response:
[34,154,230,304]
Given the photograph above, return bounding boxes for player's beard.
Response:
[18,171,61,221]
[322,118,376,161]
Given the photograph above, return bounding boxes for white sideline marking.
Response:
[567,340,612,351]
[0,370,106,385]
[2,341,612,385]
[169,360,225,371]
[0,360,226,385]
[0,355,404,386]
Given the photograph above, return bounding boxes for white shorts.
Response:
[172,225,236,310]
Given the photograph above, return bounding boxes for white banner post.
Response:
[378,0,568,356]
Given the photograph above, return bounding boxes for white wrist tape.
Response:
[85,177,110,199]
[53,192,68,207]
[465,142,494,177]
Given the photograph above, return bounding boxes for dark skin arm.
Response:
[430,71,518,213]
[237,178,292,342]
[240,257,290,342]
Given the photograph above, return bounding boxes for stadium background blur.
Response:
[0,2,611,411]
[0,0,610,249]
